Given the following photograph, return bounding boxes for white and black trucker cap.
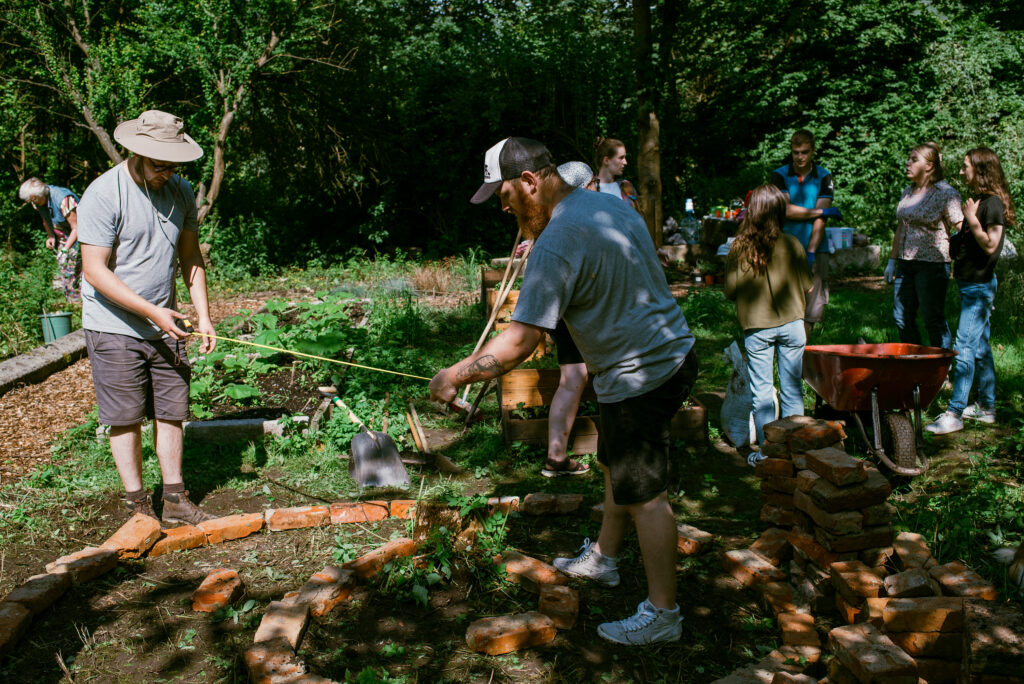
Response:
[470,137,553,204]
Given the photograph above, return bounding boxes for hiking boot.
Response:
[597,598,683,645]
[125,494,159,522]
[962,403,997,424]
[161,491,216,525]
[552,538,620,587]
[924,411,964,435]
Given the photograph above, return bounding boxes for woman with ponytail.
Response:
[725,185,813,457]
[586,137,641,214]
[926,147,1015,435]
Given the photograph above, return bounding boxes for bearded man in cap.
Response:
[430,137,698,645]
[77,110,217,525]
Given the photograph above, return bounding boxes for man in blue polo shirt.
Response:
[770,129,842,334]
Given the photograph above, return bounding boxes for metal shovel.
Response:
[330,394,410,489]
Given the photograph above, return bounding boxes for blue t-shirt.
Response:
[770,163,834,248]
[511,188,694,402]
[35,185,79,238]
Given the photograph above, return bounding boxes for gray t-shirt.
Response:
[77,162,198,339]
[512,188,695,402]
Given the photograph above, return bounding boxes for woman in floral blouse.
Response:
[883,143,963,348]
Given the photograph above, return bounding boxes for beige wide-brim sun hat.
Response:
[113,110,204,163]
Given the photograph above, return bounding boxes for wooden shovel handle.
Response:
[332,397,367,431]
[405,410,425,452]
[407,401,431,454]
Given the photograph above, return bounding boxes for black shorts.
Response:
[597,351,699,506]
[551,319,584,366]
[86,330,191,426]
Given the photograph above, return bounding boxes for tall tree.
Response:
[633,1,662,245]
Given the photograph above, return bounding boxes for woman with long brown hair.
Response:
[586,137,641,213]
[926,147,1015,435]
[725,184,813,458]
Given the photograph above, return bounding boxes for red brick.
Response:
[789,529,844,569]
[836,594,862,624]
[804,447,867,486]
[830,560,884,604]
[293,566,356,617]
[815,525,894,553]
[496,550,567,592]
[779,612,819,647]
[828,623,918,684]
[886,631,962,658]
[794,489,864,535]
[893,531,935,570]
[344,537,417,579]
[771,673,817,684]
[861,502,896,526]
[389,500,417,520]
[192,568,242,612]
[772,645,822,666]
[100,513,163,559]
[465,612,556,655]
[963,599,1024,676]
[750,527,792,566]
[761,504,811,529]
[859,546,894,569]
[5,572,70,615]
[677,523,714,556]
[763,416,819,443]
[912,658,960,684]
[884,568,936,598]
[761,440,791,458]
[809,468,892,513]
[254,600,310,651]
[521,493,583,515]
[538,584,578,629]
[882,597,964,632]
[265,505,330,531]
[198,513,264,544]
[0,602,32,656]
[722,549,786,587]
[788,421,847,452]
[762,476,798,495]
[928,561,998,600]
[828,657,863,684]
[243,638,307,683]
[756,458,796,478]
[862,598,889,627]
[796,470,821,493]
[759,582,798,615]
[148,524,207,557]
[487,496,519,515]
[46,547,118,584]
[329,501,388,524]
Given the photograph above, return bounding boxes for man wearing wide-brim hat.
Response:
[77,110,217,525]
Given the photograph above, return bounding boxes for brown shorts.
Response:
[597,351,698,506]
[805,252,830,323]
[85,330,191,426]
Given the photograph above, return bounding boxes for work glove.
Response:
[807,252,816,267]
[884,258,896,284]
[820,207,843,221]
[514,240,533,258]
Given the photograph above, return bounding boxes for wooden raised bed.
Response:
[496,368,707,455]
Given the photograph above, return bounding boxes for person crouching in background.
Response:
[725,185,813,463]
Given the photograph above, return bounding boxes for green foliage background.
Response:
[1,0,1022,268]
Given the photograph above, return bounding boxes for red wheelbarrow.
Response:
[803,343,957,477]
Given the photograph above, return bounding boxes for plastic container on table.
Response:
[825,227,854,252]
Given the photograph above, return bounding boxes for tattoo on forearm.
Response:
[455,355,506,383]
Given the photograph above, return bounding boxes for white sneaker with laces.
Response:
[552,538,620,587]
[962,403,996,424]
[924,411,964,435]
[597,598,683,645]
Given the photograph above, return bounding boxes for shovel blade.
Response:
[349,430,410,489]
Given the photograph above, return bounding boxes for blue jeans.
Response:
[949,277,997,415]
[893,259,951,349]
[744,319,806,444]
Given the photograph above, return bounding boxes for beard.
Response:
[516,196,552,241]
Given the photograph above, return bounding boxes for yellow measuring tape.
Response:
[182,320,432,382]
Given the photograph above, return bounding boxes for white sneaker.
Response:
[552,538,620,587]
[962,404,996,424]
[746,451,767,468]
[924,411,964,435]
[597,598,683,645]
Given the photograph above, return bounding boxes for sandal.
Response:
[541,459,591,478]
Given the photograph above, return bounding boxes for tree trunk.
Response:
[633,2,662,246]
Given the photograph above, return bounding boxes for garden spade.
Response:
[326,392,410,489]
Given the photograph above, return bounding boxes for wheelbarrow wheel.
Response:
[879,412,928,476]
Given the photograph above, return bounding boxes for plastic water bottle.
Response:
[681,198,700,244]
